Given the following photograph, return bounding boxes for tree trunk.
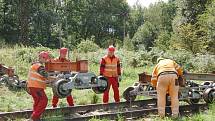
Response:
[19,0,29,45]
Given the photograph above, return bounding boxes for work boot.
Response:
[52,104,57,108]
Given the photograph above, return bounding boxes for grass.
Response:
[0,46,214,121]
[0,46,150,111]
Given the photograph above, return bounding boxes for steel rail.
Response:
[64,103,208,121]
[0,99,156,119]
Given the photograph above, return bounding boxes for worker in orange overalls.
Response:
[100,45,121,103]
[151,57,183,118]
[27,51,51,121]
[51,47,74,107]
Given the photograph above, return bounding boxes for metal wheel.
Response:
[6,75,19,87]
[123,86,137,102]
[145,85,155,91]
[52,79,72,98]
[188,90,201,104]
[202,81,213,90]
[92,76,108,94]
[202,81,213,86]
[203,88,214,103]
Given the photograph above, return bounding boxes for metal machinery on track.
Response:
[0,64,26,89]
[123,72,215,104]
[45,60,108,98]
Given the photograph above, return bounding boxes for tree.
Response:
[0,0,19,44]
[132,21,157,51]
[171,23,207,54]
[19,0,30,45]
[171,0,210,53]
[66,0,129,47]
[127,4,144,39]
[198,0,215,54]
[155,31,171,51]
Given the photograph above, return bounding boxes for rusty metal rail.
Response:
[64,103,208,121]
[0,99,157,119]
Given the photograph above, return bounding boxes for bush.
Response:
[77,39,100,53]
[123,36,134,51]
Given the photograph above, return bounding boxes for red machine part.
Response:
[0,64,15,77]
[45,60,88,72]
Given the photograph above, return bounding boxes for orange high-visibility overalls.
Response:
[151,59,183,117]
[27,63,48,120]
[101,55,121,103]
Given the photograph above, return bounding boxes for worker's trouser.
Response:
[103,77,120,103]
[52,95,74,107]
[29,87,48,120]
[156,74,179,117]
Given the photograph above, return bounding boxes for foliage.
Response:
[154,31,171,51]
[132,21,156,51]
[171,23,207,54]
[77,38,100,53]
[171,0,214,54]
[0,0,129,48]
[127,4,145,38]
[198,0,215,54]
[123,36,134,51]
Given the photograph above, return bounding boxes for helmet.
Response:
[157,57,164,63]
[39,51,49,60]
[108,45,115,52]
[60,47,68,55]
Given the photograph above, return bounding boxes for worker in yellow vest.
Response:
[27,51,51,121]
[100,45,121,103]
[151,57,183,118]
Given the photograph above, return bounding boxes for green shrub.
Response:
[77,39,100,53]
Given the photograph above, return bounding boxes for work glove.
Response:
[183,70,188,75]
[118,75,122,82]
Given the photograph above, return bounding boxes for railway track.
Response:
[0,99,209,121]
[0,99,157,119]
[64,103,208,121]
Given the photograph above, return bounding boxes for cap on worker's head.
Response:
[59,47,68,55]
[108,45,115,52]
[157,57,165,63]
[39,51,49,60]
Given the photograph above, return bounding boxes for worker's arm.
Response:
[151,65,158,87]
[117,59,121,76]
[100,58,106,75]
[37,66,48,78]
[37,66,57,83]
[174,62,183,76]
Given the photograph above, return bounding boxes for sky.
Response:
[126,0,169,7]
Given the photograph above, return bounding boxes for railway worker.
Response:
[51,47,74,107]
[27,51,52,121]
[100,45,122,103]
[151,57,183,118]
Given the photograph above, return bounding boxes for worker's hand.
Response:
[118,75,122,82]
[183,70,188,75]
[46,76,58,85]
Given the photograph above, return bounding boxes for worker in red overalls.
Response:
[51,47,74,107]
[100,45,121,103]
[27,51,51,121]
